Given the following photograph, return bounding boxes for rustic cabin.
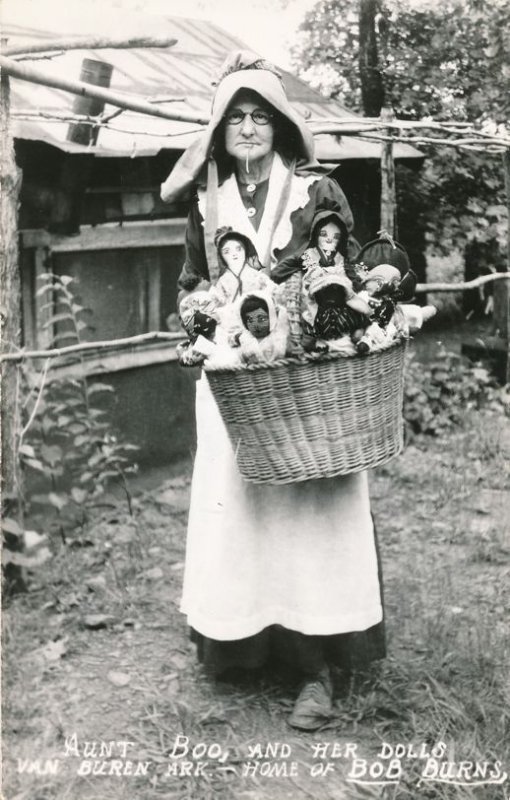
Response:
[6,16,423,465]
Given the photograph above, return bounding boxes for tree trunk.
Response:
[358,0,385,116]
[1,71,25,593]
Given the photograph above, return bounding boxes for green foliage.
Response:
[292,0,510,259]
[294,0,510,121]
[5,274,138,560]
[403,348,509,436]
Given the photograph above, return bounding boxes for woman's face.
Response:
[224,92,275,166]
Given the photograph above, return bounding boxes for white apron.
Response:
[180,376,383,641]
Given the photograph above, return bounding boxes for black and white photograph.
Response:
[1,0,509,798]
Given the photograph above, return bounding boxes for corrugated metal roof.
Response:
[5,17,422,162]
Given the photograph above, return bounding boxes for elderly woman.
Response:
[161,51,384,731]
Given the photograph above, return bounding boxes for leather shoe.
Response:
[288,667,333,731]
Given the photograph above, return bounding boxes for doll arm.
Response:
[271,253,304,284]
[399,304,437,332]
[267,306,291,359]
[237,332,263,364]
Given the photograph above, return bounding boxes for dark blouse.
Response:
[177,174,354,293]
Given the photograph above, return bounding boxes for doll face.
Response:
[244,308,270,339]
[317,221,343,255]
[192,311,217,340]
[220,238,246,269]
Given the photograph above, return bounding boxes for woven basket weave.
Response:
[204,339,406,484]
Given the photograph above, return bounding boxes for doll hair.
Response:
[314,283,349,306]
[240,295,269,328]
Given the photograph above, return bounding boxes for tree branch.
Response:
[0,55,209,124]
[2,276,510,363]
[4,36,178,56]
[0,331,186,363]
[415,273,510,293]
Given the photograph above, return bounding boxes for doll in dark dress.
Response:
[301,266,371,353]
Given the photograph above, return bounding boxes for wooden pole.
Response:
[0,68,25,591]
[500,149,510,383]
[358,0,384,117]
[380,107,395,236]
[4,35,177,56]
[0,55,209,125]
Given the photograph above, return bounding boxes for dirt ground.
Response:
[3,352,510,800]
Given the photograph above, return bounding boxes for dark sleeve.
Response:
[271,253,303,284]
[177,198,209,292]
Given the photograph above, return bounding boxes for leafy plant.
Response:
[403,347,509,436]
[292,0,509,261]
[3,274,138,578]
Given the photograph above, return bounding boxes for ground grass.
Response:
[2,352,510,800]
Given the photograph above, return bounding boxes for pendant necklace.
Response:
[244,151,257,218]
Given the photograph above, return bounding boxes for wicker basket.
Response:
[204,339,406,484]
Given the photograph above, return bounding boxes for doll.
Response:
[271,203,349,285]
[233,291,290,364]
[355,264,435,354]
[177,291,242,367]
[211,227,275,304]
[177,291,221,366]
[301,266,371,353]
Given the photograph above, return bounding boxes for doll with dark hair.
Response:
[177,290,245,369]
[355,263,435,354]
[212,226,275,304]
[301,266,371,353]
[240,294,271,337]
[271,201,350,285]
[177,291,220,365]
[234,290,290,364]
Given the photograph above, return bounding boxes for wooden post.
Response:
[500,148,510,383]
[380,107,395,236]
[1,68,25,591]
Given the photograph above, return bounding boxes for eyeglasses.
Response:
[224,109,273,126]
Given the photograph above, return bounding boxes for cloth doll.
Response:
[211,227,275,305]
[177,290,241,367]
[233,290,290,364]
[177,291,220,366]
[355,264,435,354]
[301,265,371,353]
[271,202,350,285]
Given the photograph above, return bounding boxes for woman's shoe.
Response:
[288,667,333,731]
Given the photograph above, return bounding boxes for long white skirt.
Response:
[180,375,383,642]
